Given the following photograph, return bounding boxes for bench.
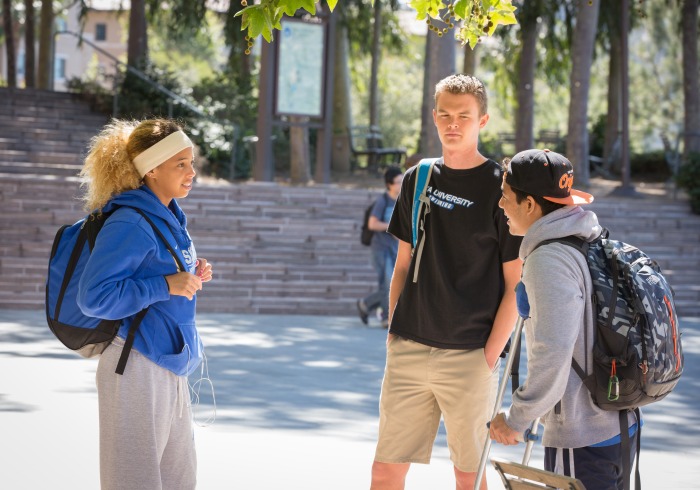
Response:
[494,130,564,161]
[348,125,406,173]
[537,129,562,149]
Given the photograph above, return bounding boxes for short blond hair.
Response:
[434,74,488,116]
[80,118,184,211]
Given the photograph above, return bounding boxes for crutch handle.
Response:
[486,421,540,443]
[516,428,541,443]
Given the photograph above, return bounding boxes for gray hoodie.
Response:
[505,205,631,448]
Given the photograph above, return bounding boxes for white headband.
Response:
[132,130,194,177]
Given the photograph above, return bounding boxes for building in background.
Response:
[0,0,128,91]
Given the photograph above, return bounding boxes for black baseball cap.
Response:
[504,149,594,205]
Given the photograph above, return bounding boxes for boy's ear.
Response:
[479,113,490,128]
[526,196,537,214]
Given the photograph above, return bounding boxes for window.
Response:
[96,23,107,41]
[54,57,67,81]
[55,18,67,32]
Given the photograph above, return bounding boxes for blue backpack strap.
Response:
[411,159,437,247]
[411,158,437,282]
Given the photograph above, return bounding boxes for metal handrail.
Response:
[52,30,210,118]
[51,29,239,178]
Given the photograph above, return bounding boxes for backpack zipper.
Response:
[664,295,680,372]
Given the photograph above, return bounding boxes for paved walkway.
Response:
[1,309,698,489]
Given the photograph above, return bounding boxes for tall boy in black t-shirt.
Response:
[370,74,522,490]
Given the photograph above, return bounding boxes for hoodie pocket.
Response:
[157,322,202,376]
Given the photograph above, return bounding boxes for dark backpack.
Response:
[45,207,183,375]
[539,231,683,409]
[361,193,391,247]
[360,203,374,246]
[538,230,684,490]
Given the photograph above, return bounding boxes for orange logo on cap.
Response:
[559,172,574,193]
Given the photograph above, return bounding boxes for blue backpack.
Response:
[45,207,183,374]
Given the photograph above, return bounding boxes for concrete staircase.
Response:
[1,89,699,317]
[587,194,700,317]
[0,88,107,178]
[0,177,379,315]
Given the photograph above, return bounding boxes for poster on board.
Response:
[276,19,325,117]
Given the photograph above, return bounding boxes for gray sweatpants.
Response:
[96,338,197,490]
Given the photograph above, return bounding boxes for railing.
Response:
[51,30,239,179]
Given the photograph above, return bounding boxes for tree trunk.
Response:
[37,0,53,89]
[3,0,17,88]
[682,0,700,156]
[565,0,600,187]
[369,0,381,130]
[514,1,539,152]
[462,44,477,75]
[419,25,456,157]
[604,23,622,174]
[290,117,311,184]
[127,0,148,68]
[23,0,35,87]
[331,12,352,173]
[224,2,250,87]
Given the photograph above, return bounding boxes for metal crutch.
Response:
[474,316,525,490]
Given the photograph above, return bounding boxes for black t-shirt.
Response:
[387,159,522,349]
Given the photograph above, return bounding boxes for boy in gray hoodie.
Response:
[489,149,638,490]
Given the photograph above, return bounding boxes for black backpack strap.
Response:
[134,208,186,271]
[55,226,89,320]
[115,307,149,375]
[112,208,185,375]
[534,237,590,415]
[618,408,642,490]
[620,411,631,490]
[533,235,588,255]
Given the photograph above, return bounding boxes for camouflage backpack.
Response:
[539,229,684,411]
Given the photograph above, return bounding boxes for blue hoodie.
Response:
[77,185,202,376]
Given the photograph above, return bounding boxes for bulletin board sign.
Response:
[275,19,326,118]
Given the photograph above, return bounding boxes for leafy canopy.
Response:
[235,0,517,47]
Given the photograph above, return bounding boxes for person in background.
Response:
[370,74,522,490]
[77,118,213,490]
[357,165,404,329]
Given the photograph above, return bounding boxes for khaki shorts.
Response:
[374,336,499,472]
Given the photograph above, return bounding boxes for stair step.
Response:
[1,87,699,316]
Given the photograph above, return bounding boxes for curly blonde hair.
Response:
[80,118,184,211]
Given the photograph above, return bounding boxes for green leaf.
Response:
[278,0,305,17]
[326,0,338,11]
[427,0,445,18]
[495,9,518,25]
[272,9,284,30]
[409,0,430,19]
[248,7,266,39]
[238,12,250,31]
[452,0,470,20]
[261,9,276,42]
[299,0,317,15]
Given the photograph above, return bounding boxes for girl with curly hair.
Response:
[77,118,213,490]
